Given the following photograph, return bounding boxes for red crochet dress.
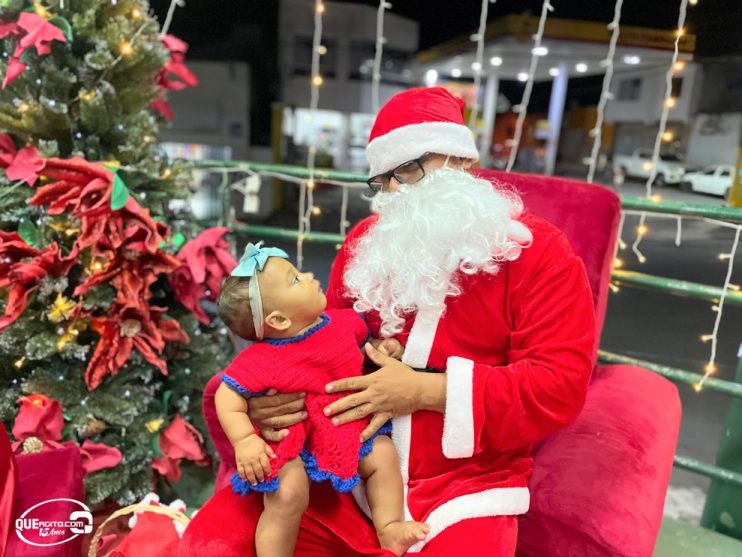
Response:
[222,309,389,495]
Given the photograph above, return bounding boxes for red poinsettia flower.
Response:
[0,132,45,185]
[169,227,236,323]
[1,13,67,88]
[0,232,75,331]
[28,158,114,217]
[158,35,198,92]
[12,394,64,443]
[79,439,123,475]
[152,415,209,482]
[85,304,189,390]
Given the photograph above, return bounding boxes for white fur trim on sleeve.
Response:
[442,356,475,459]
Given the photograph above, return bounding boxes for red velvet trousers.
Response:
[179,485,517,557]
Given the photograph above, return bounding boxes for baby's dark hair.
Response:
[217,276,257,340]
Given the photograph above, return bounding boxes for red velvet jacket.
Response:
[326,211,596,551]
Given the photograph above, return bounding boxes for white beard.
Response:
[344,168,533,337]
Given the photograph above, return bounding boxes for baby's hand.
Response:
[234,434,275,485]
[370,337,405,359]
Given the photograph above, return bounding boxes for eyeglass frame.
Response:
[365,152,434,195]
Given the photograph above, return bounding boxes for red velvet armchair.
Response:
[201,170,681,556]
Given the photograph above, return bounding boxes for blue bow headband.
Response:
[231,242,289,339]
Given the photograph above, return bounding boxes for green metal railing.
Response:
[193,160,742,537]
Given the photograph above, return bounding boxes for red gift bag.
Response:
[6,442,86,557]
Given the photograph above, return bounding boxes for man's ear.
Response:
[265,310,292,332]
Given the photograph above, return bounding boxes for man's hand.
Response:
[324,343,447,442]
[247,390,307,443]
[369,337,405,359]
[234,434,276,485]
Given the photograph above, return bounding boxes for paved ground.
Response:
[257,175,741,526]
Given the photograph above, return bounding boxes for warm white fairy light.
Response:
[467,0,495,129]
[296,0,327,269]
[371,1,391,112]
[340,185,350,236]
[632,0,689,260]
[506,0,553,172]
[586,0,624,184]
[696,224,741,391]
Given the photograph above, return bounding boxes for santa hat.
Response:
[366,87,479,177]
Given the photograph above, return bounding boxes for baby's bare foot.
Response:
[378,521,430,556]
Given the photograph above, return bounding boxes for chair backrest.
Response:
[476,169,621,348]
[203,170,622,489]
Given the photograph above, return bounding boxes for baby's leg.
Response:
[359,435,429,556]
[255,457,310,557]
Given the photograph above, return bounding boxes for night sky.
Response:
[150,0,742,145]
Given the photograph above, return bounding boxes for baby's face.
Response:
[259,257,327,328]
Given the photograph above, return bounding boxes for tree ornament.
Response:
[48,293,75,323]
[81,418,107,438]
[22,436,44,453]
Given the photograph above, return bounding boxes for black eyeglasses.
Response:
[366,153,432,195]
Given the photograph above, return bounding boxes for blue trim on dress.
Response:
[221,374,268,398]
[230,471,280,495]
[264,313,330,346]
[300,448,361,493]
[359,421,393,459]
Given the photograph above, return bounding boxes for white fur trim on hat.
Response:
[367,121,479,177]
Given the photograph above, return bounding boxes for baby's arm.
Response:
[215,383,275,484]
[369,337,404,359]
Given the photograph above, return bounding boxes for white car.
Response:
[613,149,686,186]
[681,165,735,198]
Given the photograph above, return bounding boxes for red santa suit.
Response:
[323,210,597,554]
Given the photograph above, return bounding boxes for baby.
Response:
[214,243,429,557]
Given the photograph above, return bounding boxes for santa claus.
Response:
[179,87,595,556]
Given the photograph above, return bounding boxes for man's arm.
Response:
[441,232,596,458]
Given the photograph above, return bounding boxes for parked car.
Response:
[681,164,735,198]
[613,149,686,186]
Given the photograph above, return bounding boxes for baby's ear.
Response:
[265,311,292,332]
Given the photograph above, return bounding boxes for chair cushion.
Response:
[517,364,681,557]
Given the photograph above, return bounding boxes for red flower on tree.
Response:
[0,133,44,185]
[12,394,64,443]
[152,414,209,482]
[149,35,198,120]
[169,227,236,323]
[85,303,189,390]
[0,232,74,331]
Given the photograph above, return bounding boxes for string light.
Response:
[689,0,698,4]
[297,0,326,269]
[636,224,649,237]
[18,102,30,114]
[371,1,391,112]
[132,7,143,19]
[161,0,185,36]
[80,89,97,101]
[585,0,624,183]
[673,60,686,73]
[613,258,624,269]
[13,357,26,369]
[662,130,674,142]
[311,206,321,216]
[609,283,620,294]
[631,0,689,262]
[696,224,741,391]
[34,1,50,19]
[467,0,493,130]
[506,0,553,172]
[119,40,134,57]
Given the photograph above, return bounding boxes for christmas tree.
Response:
[0,0,234,506]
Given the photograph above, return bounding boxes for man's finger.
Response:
[261,427,290,443]
[250,391,306,412]
[360,414,390,443]
[332,403,374,426]
[323,392,370,417]
[263,411,307,429]
[326,375,369,394]
[364,342,394,367]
